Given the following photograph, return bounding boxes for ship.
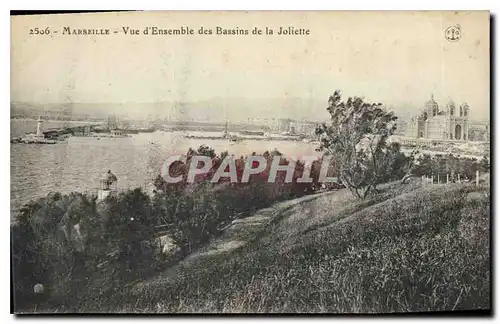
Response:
[225,121,244,143]
[183,120,242,141]
[228,135,243,144]
[119,127,156,135]
[239,130,265,136]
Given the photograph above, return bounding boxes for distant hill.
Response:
[11,97,330,123]
[12,98,486,125]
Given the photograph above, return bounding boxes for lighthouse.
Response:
[98,170,118,201]
[36,116,43,137]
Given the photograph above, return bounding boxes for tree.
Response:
[195,145,216,158]
[480,154,490,172]
[316,90,397,199]
[104,188,158,278]
[377,143,417,184]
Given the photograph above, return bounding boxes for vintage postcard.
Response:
[10,11,490,314]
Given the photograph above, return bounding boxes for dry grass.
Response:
[78,180,490,314]
[33,180,489,313]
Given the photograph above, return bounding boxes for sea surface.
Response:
[10,119,320,219]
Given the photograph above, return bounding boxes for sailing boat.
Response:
[229,136,243,144]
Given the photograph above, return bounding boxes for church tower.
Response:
[459,102,469,141]
[446,99,456,116]
[460,102,469,118]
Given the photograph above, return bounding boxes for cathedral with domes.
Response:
[406,95,469,141]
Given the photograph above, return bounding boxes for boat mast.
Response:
[224,118,229,139]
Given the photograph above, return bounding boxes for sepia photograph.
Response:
[10,10,491,314]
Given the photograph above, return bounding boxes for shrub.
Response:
[413,153,490,180]
[152,146,325,258]
[11,189,162,310]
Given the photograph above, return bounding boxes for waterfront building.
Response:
[110,129,125,136]
[72,125,91,137]
[292,121,320,135]
[247,117,320,135]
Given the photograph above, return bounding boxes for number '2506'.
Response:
[29,27,51,35]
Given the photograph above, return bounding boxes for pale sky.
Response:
[11,11,490,121]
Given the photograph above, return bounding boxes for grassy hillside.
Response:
[74,179,490,313]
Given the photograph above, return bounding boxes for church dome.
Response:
[425,95,439,116]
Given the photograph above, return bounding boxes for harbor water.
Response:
[10,119,320,220]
